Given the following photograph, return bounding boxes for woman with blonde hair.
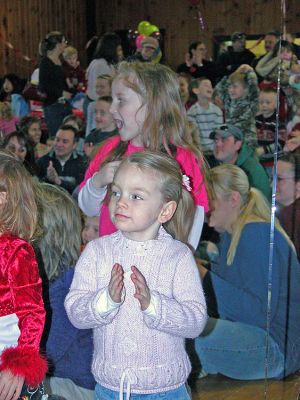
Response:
[194,163,300,380]
[36,183,95,400]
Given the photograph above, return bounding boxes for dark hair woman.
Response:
[83,32,123,117]
[38,31,74,136]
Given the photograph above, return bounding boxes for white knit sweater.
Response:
[65,227,207,394]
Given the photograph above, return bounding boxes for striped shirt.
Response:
[187,102,223,152]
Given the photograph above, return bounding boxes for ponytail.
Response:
[228,187,293,265]
[164,187,195,244]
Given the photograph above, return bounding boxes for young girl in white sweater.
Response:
[65,151,207,400]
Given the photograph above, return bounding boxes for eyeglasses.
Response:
[276,175,295,182]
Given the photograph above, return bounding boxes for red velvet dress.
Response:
[0,233,47,386]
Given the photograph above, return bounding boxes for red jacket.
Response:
[0,233,47,386]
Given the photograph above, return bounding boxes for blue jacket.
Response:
[209,222,300,378]
[46,268,96,389]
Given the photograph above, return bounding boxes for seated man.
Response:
[37,124,87,194]
[209,124,271,200]
[276,153,300,260]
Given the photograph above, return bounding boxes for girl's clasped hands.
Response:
[108,263,151,311]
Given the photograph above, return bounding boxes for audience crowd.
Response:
[0,28,299,400]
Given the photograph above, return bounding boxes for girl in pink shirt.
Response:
[79,61,209,251]
[66,151,207,400]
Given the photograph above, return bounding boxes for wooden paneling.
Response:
[94,0,300,69]
[0,0,87,78]
[1,1,300,76]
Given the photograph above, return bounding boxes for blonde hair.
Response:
[229,71,247,87]
[0,102,13,120]
[111,61,202,157]
[35,183,81,280]
[116,151,195,244]
[208,164,292,265]
[62,46,78,59]
[0,149,37,241]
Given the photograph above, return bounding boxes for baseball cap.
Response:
[210,124,244,141]
[231,32,246,42]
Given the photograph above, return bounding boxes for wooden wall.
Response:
[1,0,300,77]
[94,0,300,69]
[0,0,87,78]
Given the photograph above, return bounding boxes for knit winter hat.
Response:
[142,36,159,50]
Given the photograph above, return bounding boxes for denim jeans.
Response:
[95,384,191,400]
[43,101,73,136]
[194,317,284,380]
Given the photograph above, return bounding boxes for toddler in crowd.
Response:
[62,46,86,92]
[84,96,118,159]
[214,64,259,148]
[255,88,286,169]
[0,150,47,400]
[81,214,100,250]
[86,74,113,136]
[65,151,207,400]
[187,77,223,155]
[0,101,19,137]
[177,73,196,110]
[79,61,209,251]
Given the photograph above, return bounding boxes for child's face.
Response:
[196,79,213,100]
[81,216,99,244]
[279,48,292,61]
[95,100,115,131]
[46,138,55,152]
[28,122,42,144]
[228,81,246,99]
[178,76,189,98]
[109,163,167,241]
[110,79,146,146]
[95,78,111,97]
[5,137,27,161]
[66,53,78,68]
[259,92,276,117]
[3,78,13,93]
[116,45,124,62]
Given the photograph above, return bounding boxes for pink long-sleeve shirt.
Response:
[79,136,209,237]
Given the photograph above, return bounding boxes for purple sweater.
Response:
[65,227,207,394]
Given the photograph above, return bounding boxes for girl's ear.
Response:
[0,192,7,206]
[158,201,177,224]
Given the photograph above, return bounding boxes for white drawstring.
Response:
[119,368,137,400]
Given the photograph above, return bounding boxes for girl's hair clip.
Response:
[182,174,192,192]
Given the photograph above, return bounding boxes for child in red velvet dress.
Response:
[0,150,47,400]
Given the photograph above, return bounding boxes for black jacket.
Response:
[37,150,87,193]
